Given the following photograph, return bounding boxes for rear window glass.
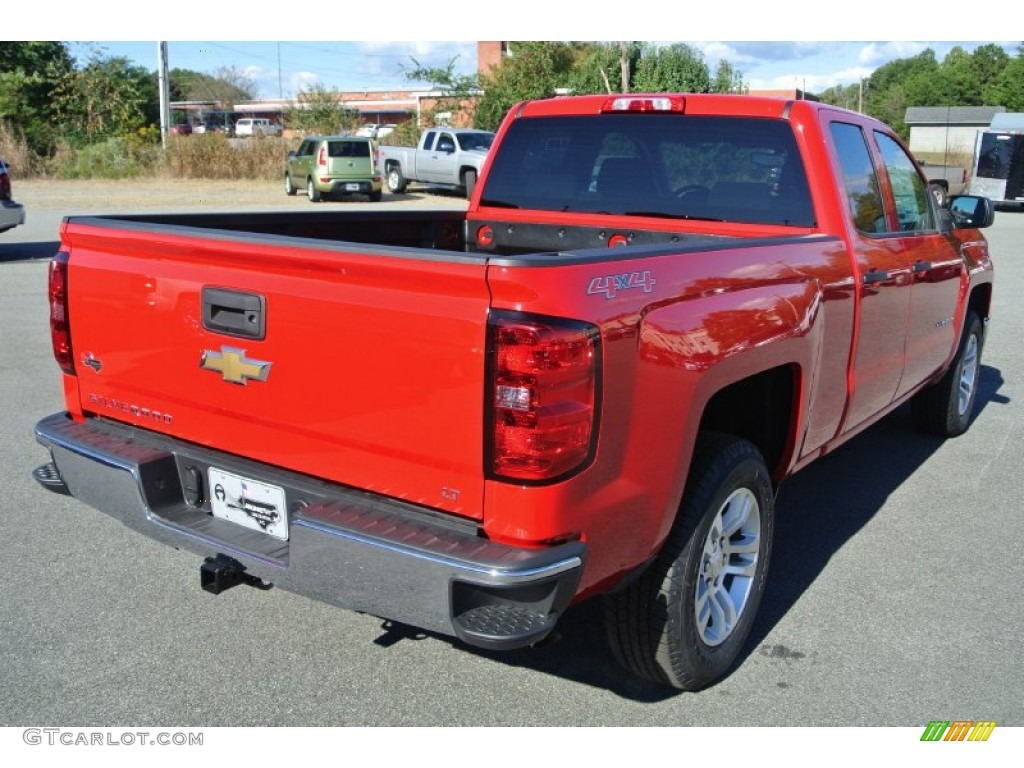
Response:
[976,133,1017,180]
[328,141,371,158]
[480,114,815,227]
[457,132,495,151]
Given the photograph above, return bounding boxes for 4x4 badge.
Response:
[200,347,271,385]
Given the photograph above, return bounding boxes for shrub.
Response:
[53,135,160,179]
[379,121,419,147]
[161,133,289,180]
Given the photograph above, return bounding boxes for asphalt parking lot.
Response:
[1,183,1021,728]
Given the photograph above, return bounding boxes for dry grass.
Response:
[0,123,46,177]
[0,124,300,181]
[161,134,295,180]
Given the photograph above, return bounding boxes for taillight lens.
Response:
[0,171,10,200]
[318,145,327,166]
[49,251,75,375]
[488,312,600,482]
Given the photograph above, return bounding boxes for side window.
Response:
[422,131,436,151]
[297,140,311,156]
[829,122,887,234]
[437,133,456,152]
[873,131,935,231]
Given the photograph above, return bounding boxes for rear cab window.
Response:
[479,114,815,227]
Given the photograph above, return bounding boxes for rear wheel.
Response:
[387,164,407,194]
[463,169,477,199]
[604,432,774,690]
[306,178,321,203]
[284,173,296,196]
[912,310,984,437]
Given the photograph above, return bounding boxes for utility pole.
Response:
[158,42,171,148]
[277,42,283,100]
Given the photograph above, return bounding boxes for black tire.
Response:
[368,190,382,203]
[386,164,407,194]
[604,432,774,691]
[911,310,984,437]
[463,169,477,199]
[284,173,296,196]
[306,177,321,203]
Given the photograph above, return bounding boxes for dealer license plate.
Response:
[345,183,361,191]
[208,468,288,541]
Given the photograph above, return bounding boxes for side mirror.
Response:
[948,195,995,229]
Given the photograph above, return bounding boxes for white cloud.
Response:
[289,71,320,95]
[858,42,929,66]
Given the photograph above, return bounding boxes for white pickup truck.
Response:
[379,128,494,198]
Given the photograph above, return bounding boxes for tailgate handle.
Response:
[202,287,266,340]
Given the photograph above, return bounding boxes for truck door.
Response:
[826,119,913,430]
[421,131,459,184]
[870,131,964,399]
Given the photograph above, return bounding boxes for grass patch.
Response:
[163,134,292,180]
[1,122,297,181]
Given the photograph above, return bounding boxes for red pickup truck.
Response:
[33,95,995,691]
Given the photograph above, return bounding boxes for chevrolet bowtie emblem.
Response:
[200,347,272,385]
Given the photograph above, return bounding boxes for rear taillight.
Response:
[488,312,600,482]
[0,171,10,200]
[49,251,75,375]
[318,146,327,166]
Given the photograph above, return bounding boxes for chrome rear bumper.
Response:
[34,413,584,650]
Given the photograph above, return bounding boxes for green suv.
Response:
[286,136,382,202]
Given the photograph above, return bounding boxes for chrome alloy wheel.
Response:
[694,488,761,647]
[958,333,979,416]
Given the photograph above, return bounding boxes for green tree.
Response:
[403,55,479,127]
[712,59,747,94]
[174,67,255,105]
[0,41,75,155]
[818,82,861,111]
[52,52,158,146]
[990,47,1024,111]
[474,42,578,130]
[632,43,711,93]
[865,49,941,134]
[565,43,631,95]
[968,44,1011,105]
[284,83,357,135]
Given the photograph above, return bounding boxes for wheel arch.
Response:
[695,363,801,487]
[967,282,992,325]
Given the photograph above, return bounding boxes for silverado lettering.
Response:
[34,95,995,691]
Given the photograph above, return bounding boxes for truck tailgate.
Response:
[61,219,490,520]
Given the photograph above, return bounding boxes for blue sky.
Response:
[36,1,1005,99]
[74,40,1014,102]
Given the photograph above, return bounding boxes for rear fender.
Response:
[634,279,823,549]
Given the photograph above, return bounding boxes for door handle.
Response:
[863,269,890,285]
